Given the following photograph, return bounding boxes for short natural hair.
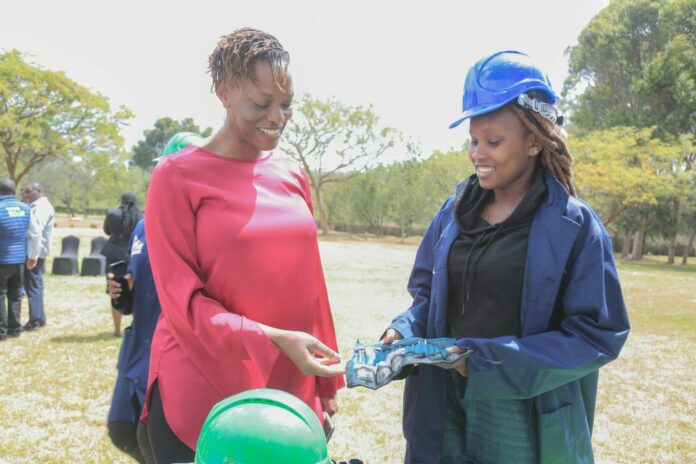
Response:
[208,28,289,91]
[23,182,43,193]
[0,178,16,195]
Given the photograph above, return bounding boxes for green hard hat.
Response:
[154,131,205,163]
[195,389,330,464]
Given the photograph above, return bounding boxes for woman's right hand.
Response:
[260,325,345,377]
[106,272,134,299]
[381,328,403,344]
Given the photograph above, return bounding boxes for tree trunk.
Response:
[667,200,682,265]
[667,234,677,264]
[622,231,631,258]
[314,188,330,235]
[682,230,696,265]
[630,227,646,261]
[604,204,630,226]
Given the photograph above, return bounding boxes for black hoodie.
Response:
[446,166,547,339]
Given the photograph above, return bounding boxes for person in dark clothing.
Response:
[0,179,36,340]
[381,51,630,464]
[106,219,156,464]
[102,192,143,337]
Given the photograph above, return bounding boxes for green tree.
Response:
[570,127,677,226]
[419,148,472,211]
[564,0,696,137]
[565,0,696,263]
[0,50,132,184]
[682,209,696,264]
[323,147,473,237]
[281,94,399,234]
[322,168,389,234]
[384,159,433,239]
[30,153,149,217]
[569,126,685,260]
[131,117,213,169]
[675,134,696,264]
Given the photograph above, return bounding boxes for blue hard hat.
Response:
[449,50,558,128]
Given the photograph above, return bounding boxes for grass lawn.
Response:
[0,229,694,463]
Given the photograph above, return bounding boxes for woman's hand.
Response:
[321,396,339,416]
[106,272,134,299]
[260,325,345,377]
[381,328,403,344]
[443,345,468,378]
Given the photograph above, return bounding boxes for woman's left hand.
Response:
[321,396,339,416]
[443,345,468,378]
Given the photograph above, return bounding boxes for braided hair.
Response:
[208,28,289,92]
[118,193,142,243]
[509,90,576,196]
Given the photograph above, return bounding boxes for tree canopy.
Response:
[564,0,696,137]
[281,94,399,234]
[0,50,132,184]
[569,126,678,225]
[30,152,149,217]
[131,117,213,169]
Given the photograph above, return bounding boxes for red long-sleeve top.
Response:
[141,147,344,449]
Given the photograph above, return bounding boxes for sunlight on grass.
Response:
[0,230,693,462]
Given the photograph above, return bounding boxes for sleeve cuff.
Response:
[241,317,282,384]
[389,319,414,339]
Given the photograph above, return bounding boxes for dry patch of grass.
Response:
[52,213,105,230]
[321,240,416,463]
[0,229,693,463]
[593,333,696,463]
[0,274,128,463]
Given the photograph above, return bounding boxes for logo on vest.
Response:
[130,235,144,256]
[6,207,26,218]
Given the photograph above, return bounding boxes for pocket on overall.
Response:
[538,403,575,464]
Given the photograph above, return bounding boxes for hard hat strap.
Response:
[517,93,561,125]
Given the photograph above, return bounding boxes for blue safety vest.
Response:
[0,195,30,265]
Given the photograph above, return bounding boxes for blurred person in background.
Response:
[101,192,143,337]
[21,181,54,331]
[0,179,37,340]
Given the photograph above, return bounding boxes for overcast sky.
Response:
[3,0,608,161]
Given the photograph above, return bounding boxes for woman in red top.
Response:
[143,28,345,463]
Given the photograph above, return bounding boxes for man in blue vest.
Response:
[0,178,37,340]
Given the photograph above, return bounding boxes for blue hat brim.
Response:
[449,99,513,129]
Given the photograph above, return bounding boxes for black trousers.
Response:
[147,381,195,463]
[108,420,154,464]
[0,263,24,334]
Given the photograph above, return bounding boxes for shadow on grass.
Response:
[50,332,119,343]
